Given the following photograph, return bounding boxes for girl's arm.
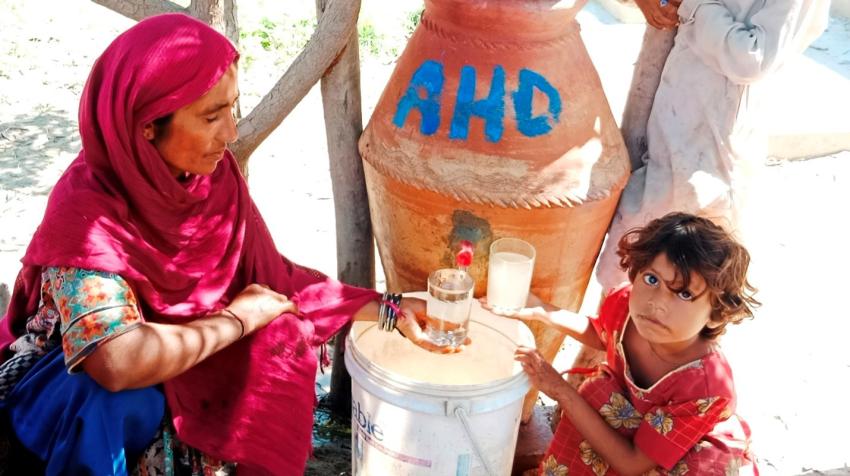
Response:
[676,0,829,83]
[83,284,296,391]
[484,295,604,350]
[554,382,657,475]
[545,307,604,350]
[516,347,657,476]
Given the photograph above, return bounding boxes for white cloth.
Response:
[595,0,829,291]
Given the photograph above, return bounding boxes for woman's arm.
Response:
[83,284,296,391]
[516,347,657,476]
[353,297,465,353]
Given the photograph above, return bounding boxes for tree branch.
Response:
[230,0,362,169]
[90,0,186,22]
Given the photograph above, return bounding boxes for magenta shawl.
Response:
[0,13,377,474]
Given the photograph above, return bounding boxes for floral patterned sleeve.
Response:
[634,395,733,470]
[45,267,143,373]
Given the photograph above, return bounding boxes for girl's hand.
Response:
[227,284,299,334]
[515,346,566,398]
[480,293,553,325]
[396,297,471,354]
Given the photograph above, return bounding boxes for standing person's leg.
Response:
[3,347,165,475]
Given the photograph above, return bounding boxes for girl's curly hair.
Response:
[617,213,760,339]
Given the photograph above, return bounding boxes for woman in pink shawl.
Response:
[0,13,447,476]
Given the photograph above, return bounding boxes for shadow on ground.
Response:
[0,107,79,196]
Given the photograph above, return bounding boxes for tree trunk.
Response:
[619,26,676,171]
[188,0,240,50]
[314,0,371,420]
[0,283,9,317]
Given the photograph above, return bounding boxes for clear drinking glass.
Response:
[486,238,536,313]
[425,268,474,347]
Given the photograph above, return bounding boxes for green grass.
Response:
[237,7,426,75]
[404,7,424,38]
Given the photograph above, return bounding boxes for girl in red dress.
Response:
[490,212,760,475]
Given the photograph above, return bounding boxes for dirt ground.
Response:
[1,1,849,475]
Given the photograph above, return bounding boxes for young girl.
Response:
[498,212,760,475]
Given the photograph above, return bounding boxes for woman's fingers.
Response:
[396,316,450,353]
[396,311,470,354]
[423,314,463,331]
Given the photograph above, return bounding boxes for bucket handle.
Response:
[453,406,497,476]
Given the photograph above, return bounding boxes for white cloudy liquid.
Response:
[487,251,534,312]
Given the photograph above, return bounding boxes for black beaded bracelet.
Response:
[377,292,403,332]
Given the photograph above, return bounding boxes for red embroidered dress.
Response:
[540,286,756,476]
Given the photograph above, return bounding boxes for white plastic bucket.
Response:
[345,293,535,475]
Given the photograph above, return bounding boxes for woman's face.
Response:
[144,63,239,177]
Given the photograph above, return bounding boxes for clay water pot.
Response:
[359,0,629,420]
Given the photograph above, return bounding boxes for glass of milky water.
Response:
[486,238,536,313]
[426,268,474,347]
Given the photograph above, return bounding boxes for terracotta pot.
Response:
[359,0,629,421]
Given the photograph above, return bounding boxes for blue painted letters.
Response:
[392,60,444,136]
[512,68,562,137]
[392,61,562,141]
[449,66,506,142]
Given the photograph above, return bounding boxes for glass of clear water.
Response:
[486,238,536,314]
[426,268,474,347]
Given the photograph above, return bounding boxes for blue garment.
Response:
[1,347,164,475]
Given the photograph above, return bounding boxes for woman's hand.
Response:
[515,346,567,399]
[396,297,471,354]
[633,0,681,29]
[226,284,299,334]
[479,293,553,325]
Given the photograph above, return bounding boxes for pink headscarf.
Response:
[0,13,377,474]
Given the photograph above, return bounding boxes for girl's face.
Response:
[629,253,717,349]
[144,63,240,178]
